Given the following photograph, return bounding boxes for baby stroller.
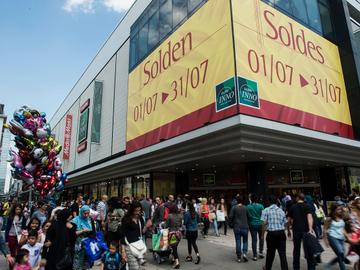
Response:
[151,224,173,264]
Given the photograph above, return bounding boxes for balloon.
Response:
[32,148,44,160]
[8,150,24,169]
[40,175,51,181]
[18,171,34,185]
[54,158,62,170]
[23,118,37,132]
[7,105,69,198]
[54,144,62,155]
[36,127,47,138]
[25,161,37,173]
[41,156,49,166]
[19,149,29,159]
[48,149,56,161]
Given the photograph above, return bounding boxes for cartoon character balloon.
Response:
[5,105,69,198]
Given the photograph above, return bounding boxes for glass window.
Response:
[173,0,187,27]
[188,0,203,13]
[122,177,132,198]
[160,0,172,39]
[99,181,108,197]
[130,33,138,69]
[148,11,160,48]
[274,0,292,14]
[138,23,149,59]
[290,0,308,24]
[318,0,334,39]
[351,19,360,33]
[304,0,322,33]
[110,179,119,197]
[148,0,159,17]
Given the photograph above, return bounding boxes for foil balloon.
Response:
[5,106,69,198]
[32,148,44,159]
[36,128,47,139]
[54,158,62,170]
[25,161,37,173]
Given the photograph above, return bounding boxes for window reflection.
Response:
[160,0,172,39]
[188,0,203,13]
[173,0,187,27]
[129,0,207,70]
[148,12,160,48]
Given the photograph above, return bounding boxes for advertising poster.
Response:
[126,0,236,152]
[232,0,353,138]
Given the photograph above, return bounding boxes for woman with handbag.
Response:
[200,198,210,238]
[217,198,228,236]
[165,204,183,269]
[120,201,146,270]
[209,198,219,237]
[71,205,93,269]
[184,202,201,264]
[44,209,76,270]
[5,203,27,263]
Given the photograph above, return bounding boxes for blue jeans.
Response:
[212,219,219,236]
[234,228,248,257]
[328,236,346,270]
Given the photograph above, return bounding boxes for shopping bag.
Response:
[82,231,108,264]
[152,233,161,251]
[216,210,225,222]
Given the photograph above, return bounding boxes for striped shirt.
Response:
[261,204,287,231]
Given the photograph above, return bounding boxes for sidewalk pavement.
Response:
[0,231,354,269]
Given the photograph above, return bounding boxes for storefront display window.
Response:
[98,181,108,197]
[348,167,360,192]
[153,173,176,198]
[110,179,120,197]
[122,177,132,198]
[90,183,98,200]
[133,174,150,198]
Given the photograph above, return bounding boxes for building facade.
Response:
[0,104,8,195]
[50,0,360,202]
[0,129,11,194]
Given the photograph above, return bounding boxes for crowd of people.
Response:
[0,190,359,270]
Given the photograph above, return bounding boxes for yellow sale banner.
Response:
[126,0,236,152]
[232,0,353,137]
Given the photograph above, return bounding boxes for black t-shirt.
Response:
[289,202,311,232]
[121,218,145,244]
[70,203,80,217]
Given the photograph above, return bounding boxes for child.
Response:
[21,230,43,269]
[14,248,31,270]
[101,241,122,270]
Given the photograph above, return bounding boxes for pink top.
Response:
[14,262,31,270]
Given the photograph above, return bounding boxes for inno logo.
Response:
[215,77,237,112]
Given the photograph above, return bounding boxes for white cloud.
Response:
[102,0,135,13]
[63,0,95,13]
[63,0,135,14]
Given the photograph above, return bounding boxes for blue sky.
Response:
[0,0,134,122]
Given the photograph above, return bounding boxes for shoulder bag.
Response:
[125,221,147,258]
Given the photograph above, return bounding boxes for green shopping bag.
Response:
[152,233,161,251]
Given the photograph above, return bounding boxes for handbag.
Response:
[169,230,182,246]
[125,221,147,258]
[56,246,73,270]
[216,210,225,222]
